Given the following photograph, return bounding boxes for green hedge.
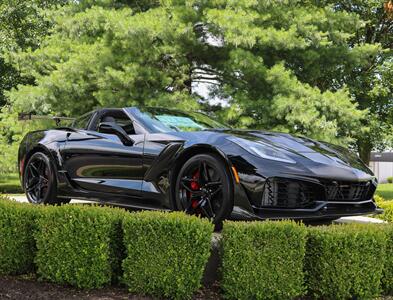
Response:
[0,197,38,275]
[122,211,213,299]
[375,196,393,222]
[221,220,307,300]
[382,225,393,295]
[305,224,387,299]
[34,205,126,289]
[2,195,393,299]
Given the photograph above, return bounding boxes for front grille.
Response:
[260,178,322,208]
[260,178,375,209]
[324,181,372,202]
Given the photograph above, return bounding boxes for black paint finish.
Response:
[18,107,380,220]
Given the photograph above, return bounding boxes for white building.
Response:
[369,152,393,183]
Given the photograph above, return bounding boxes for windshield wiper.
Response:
[202,128,229,131]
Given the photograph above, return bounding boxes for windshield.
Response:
[132,107,229,133]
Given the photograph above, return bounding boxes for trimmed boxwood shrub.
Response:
[34,204,126,289]
[0,197,38,275]
[221,220,307,300]
[382,224,393,295]
[305,224,387,299]
[376,197,393,223]
[122,211,213,299]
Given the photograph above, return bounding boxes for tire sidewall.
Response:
[175,153,233,223]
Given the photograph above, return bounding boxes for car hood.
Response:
[209,129,373,175]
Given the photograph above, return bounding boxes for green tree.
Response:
[0,0,68,173]
[6,0,391,175]
[0,0,68,106]
[317,0,393,163]
[9,0,372,145]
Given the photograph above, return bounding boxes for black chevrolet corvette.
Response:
[18,107,380,223]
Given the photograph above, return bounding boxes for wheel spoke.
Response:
[26,181,40,192]
[28,164,39,177]
[181,177,194,182]
[205,181,221,187]
[201,161,210,182]
[181,182,204,196]
[190,191,204,197]
[210,185,222,197]
[197,161,205,185]
[199,199,214,219]
[35,185,42,201]
[180,182,194,193]
[38,160,46,176]
[40,176,49,187]
[204,197,215,218]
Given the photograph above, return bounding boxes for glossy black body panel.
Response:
[18,107,380,220]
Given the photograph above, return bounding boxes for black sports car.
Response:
[18,107,380,223]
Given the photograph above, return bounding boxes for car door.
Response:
[60,109,145,202]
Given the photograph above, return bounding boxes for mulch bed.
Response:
[0,275,222,300]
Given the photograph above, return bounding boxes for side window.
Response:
[98,112,136,135]
[73,112,93,129]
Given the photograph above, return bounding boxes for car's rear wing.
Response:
[18,112,75,126]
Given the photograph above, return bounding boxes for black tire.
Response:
[23,152,70,205]
[175,153,233,224]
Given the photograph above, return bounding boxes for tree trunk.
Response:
[357,140,373,165]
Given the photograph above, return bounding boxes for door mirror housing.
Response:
[98,122,134,146]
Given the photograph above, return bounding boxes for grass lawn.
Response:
[376,183,393,200]
[0,173,23,194]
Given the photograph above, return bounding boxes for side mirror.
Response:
[98,122,134,146]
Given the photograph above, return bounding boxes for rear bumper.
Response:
[230,199,381,220]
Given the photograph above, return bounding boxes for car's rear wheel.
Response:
[24,152,70,205]
[175,154,233,224]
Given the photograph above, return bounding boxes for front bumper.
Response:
[231,199,381,221]
[230,173,381,221]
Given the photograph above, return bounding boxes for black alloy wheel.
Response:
[175,154,232,223]
[24,152,69,205]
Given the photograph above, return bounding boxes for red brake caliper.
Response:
[190,170,200,209]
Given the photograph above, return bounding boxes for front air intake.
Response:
[260,178,322,208]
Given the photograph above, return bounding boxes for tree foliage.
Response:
[319,0,393,163]
[9,0,374,142]
[1,0,392,173]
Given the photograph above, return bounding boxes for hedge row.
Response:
[0,198,213,299]
[34,205,127,288]
[0,198,38,275]
[122,211,213,299]
[221,221,393,300]
[375,195,393,222]
[221,221,307,300]
[306,224,386,299]
[1,196,393,300]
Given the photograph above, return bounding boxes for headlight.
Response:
[227,137,296,164]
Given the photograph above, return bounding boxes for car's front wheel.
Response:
[24,152,70,205]
[175,153,233,223]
